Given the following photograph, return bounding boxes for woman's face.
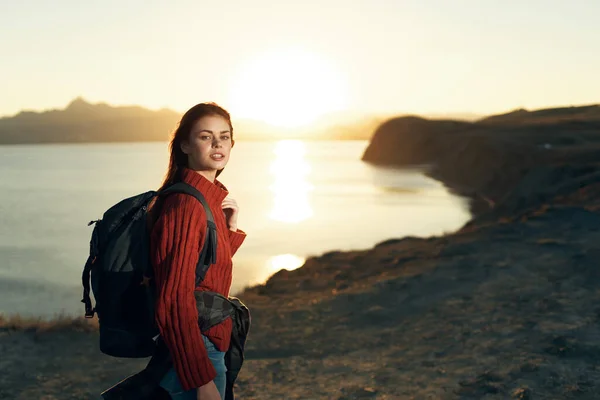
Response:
[181,115,233,174]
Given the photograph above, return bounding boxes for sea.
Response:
[0,140,471,318]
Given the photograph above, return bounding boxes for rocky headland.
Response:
[2,104,600,399]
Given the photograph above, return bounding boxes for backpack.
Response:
[81,182,218,358]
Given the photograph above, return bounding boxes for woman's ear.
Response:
[180,139,190,154]
[231,138,236,148]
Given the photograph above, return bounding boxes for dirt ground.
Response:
[3,196,600,399]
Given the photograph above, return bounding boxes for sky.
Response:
[1,0,599,127]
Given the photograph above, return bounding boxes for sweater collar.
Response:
[180,167,229,206]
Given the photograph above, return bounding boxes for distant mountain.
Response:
[0,98,181,144]
[0,98,482,144]
[478,104,600,125]
[0,98,376,144]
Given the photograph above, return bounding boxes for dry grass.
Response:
[0,313,98,333]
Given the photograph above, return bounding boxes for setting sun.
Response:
[228,48,349,128]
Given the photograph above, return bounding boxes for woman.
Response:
[150,102,246,400]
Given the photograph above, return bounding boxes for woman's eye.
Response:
[200,136,211,140]
[221,136,230,140]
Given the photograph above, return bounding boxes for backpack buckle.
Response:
[84,306,95,318]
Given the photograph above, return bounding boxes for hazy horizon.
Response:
[2,1,599,128]
[0,95,485,121]
[3,95,597,122]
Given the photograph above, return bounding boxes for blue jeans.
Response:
[159,335,227,400]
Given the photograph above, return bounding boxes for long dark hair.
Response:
[158,102,234,191]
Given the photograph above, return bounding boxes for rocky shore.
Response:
[2,104,600,399]
[362,104,600,217]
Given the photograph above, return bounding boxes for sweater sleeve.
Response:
[151,195,216,390]
[228,228,246,256]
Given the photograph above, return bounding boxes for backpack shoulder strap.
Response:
[159,182,217,285]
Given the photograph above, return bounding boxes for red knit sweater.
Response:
[150,167,246,390]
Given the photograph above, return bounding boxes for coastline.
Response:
[3,202,600,399]
[4,200,600,398]
[3,122,600,398]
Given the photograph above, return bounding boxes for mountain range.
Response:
[0,98,479,144]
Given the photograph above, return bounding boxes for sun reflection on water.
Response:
[268,140,314,223]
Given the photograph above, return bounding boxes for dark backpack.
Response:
[81,182,218,358]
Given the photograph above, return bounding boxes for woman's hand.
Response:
[197,380,221,400]
[222,196,239,232]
